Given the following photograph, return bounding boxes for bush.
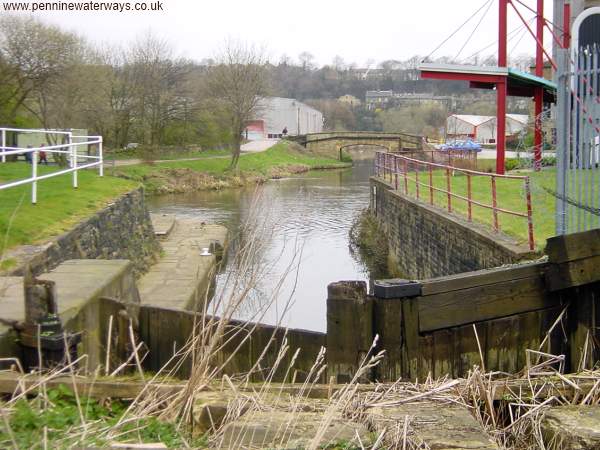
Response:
[541,155,556,166]
[505,158,521,171]
[339,150,353,163]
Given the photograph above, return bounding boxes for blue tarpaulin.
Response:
[439,139,482,152]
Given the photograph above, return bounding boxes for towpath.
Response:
[112,139,279,167]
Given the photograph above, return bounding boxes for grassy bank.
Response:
[0,163,138,257]
[115,141,351,194]
[106,147,230,161]
[388,167,555,248]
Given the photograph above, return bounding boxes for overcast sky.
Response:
[28,0,554,66]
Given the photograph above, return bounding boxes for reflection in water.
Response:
[148,160,374,332]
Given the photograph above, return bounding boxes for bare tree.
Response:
[332,55,346,71]
[298,51,315,71]
[207,40,269,169]
[128,33,191,151]
[0,15,82,125]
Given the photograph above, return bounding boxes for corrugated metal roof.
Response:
[507,68,557,91]
[506,114,530,124]
[450,114,530,126]
[419,63,509,76]
[419,63,557,93]
[259,97,322,115]
[449,115,495,126]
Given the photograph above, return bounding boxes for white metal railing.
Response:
[0,127,103,204]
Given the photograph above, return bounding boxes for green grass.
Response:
[0,385,205,448]
[389,167,556,249]
[117,141,349,180]
[0,163,138,252]
[106,147,230,161]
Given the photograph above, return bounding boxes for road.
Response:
[241,139,279,153]
[478,149,554,159]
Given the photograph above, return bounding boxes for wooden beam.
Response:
[420,262,546,297]
[418,275,560,332]
[545,229,600,264]
[545,255,600,292]
[0,372,184,399]
[1,372,593,404]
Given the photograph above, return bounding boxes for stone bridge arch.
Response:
[290,131,423,160]
[338,143,391,161]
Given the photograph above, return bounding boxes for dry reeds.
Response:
[1,189,600,449]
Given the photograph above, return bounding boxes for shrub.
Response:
[505,158,521,171]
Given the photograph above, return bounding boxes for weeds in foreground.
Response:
[4,385,205,448]
[1,188,599,449]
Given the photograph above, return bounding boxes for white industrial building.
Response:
[244,97,324,140]
[446,114,529,144]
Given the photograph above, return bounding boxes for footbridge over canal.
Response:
[290,131,423,159]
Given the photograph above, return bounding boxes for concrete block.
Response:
[542,406,600,449]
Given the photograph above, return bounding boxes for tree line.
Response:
[0,16,271,166]
[0,15,535,165]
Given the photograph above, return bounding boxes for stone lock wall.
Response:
[10,187,161,277]
[370,177,537,279]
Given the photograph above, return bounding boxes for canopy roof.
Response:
[419,63,556,102]
[449,115,495,126]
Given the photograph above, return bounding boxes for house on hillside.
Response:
[446,114,529,144]
[365,90,394,110]
[245,97,324,140]
[338,95,361,107]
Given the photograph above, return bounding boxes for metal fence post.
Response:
[492,176,499,232]
[32,149,38,204]
[415,165,420,200]
[525,177,535,250]
[429,164,434,205]
[467,173,472,221]
[446,168,452,212]
[1,129,5,163]
[556,48,570,235]
[69,133,78,189]
[99,138,104,177]
[403,160,408,194]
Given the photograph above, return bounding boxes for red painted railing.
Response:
[374,151,535,251]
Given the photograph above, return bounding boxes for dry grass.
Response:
[1,190,599,449]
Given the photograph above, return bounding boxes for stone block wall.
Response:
[9,187,160,278]
[370,177,537,279]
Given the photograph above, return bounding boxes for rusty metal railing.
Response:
[374,151,535,251]
[392,149,479,171]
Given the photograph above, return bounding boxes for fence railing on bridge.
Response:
[0,127,103,204]
[374,151,535,250]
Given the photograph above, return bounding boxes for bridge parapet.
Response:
[289,131,423,159]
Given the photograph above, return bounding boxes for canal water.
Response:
[147,160,375,332]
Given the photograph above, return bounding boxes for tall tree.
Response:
[0,15,82,125]
[207,40,269,169]
[128,33,191,149]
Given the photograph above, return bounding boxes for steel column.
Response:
[496,79,507,175]
[533,0,544,171]
[499,0,508,67]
